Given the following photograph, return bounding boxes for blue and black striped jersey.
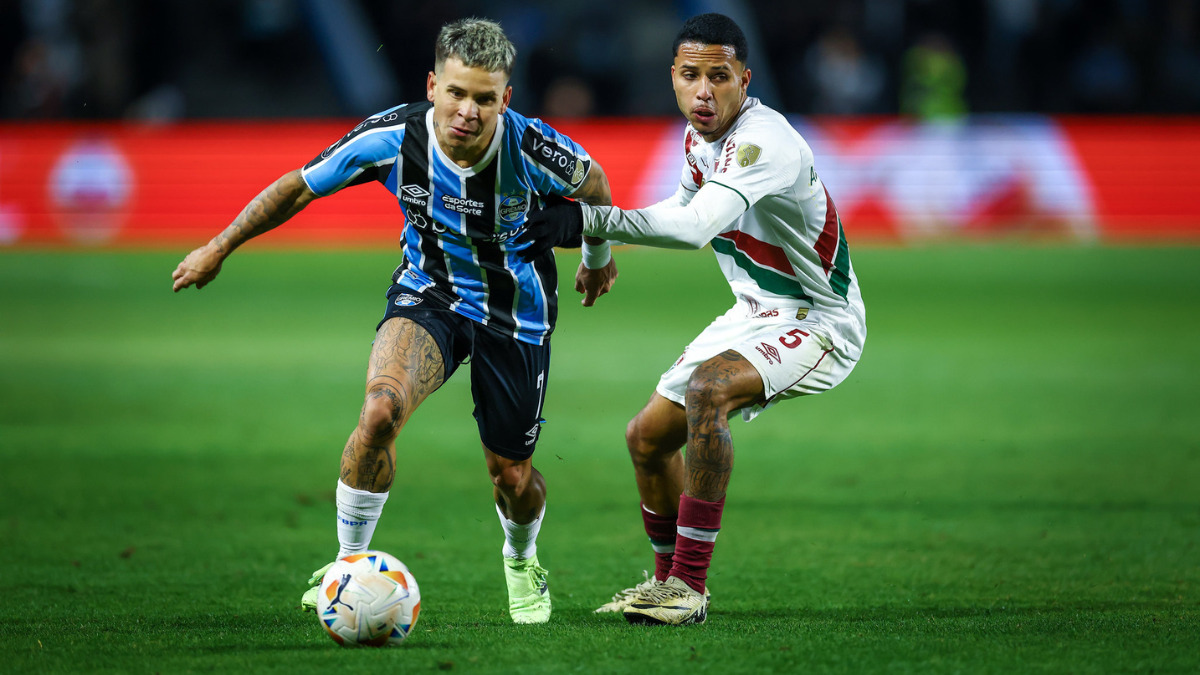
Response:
[301,102,592,345]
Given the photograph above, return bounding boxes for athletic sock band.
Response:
[641,503,678,582]
[497,503,545,560]
[335,480,388,558]
[670,494,725,593]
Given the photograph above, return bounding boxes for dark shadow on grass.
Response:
[713,600,1197,623]
[490,602,1197,631]
[198,643,333,654]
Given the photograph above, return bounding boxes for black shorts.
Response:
[378,285,551,461]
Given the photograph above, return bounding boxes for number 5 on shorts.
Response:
[779,329,809,349]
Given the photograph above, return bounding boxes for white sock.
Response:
[335,480,389,558]
[496,503,544,560]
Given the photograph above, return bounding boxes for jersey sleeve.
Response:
[705,121,804,209]
[518,119,593,197]
[301,105,407,197]
[646,182,694,212]
[581,181,746,250]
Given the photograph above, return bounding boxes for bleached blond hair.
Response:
[434,18,516,77]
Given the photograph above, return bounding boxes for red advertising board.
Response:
[1,116,1198,247]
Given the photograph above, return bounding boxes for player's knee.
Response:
[359,386,406,443]
[625,416,654,465]
[625,415,644,451]
[489,461,530,495]
[625,413,676,467]
[685,362,735,413]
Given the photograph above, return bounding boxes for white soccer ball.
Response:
[316,550,421,647]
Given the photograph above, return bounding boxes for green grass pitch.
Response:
[1,244,1197,673]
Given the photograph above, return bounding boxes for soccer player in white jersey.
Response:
[172,18,619,625]
[519,13,866,625]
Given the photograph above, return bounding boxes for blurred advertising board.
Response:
[1,116,1197,247]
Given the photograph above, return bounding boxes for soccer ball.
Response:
[316,550,421,647]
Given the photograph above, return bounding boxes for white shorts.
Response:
[656,305,859,422]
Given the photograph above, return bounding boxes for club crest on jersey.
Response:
[736,143,762,168]
[394,293,424,307]
[498,194,529,223]
[755,341,781,365]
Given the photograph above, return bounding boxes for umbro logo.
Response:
[400,184,430,208]
[755,342,781,365]
[400,184,430,199]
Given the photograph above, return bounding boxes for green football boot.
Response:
[502,554,551,624]
[300,561,335,613]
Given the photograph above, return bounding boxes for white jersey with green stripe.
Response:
[582,97,865,360]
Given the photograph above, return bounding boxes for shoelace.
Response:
[523,564,548,594]
[636,580,694,603]
[610,570,656,602]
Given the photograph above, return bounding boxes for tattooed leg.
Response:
[659,349,768,591]
[340,318,444,492]
[681,350,765,502]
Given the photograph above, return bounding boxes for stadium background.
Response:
[2,0,1198,245]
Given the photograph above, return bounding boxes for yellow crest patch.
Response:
[571,159,586,186]
[736,143,762,168]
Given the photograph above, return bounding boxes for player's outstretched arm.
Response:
[581,181,746,250]
[172,169,318,292]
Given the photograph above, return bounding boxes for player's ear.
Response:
[426,71,436,103]
[741,67,752,95]
[501,85,512,113]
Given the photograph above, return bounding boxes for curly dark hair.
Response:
[672,13,748,64]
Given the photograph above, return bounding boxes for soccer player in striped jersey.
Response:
[519,13,866,625]
[171,18,618,625]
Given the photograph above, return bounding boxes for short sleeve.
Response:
[518,119,592,197]
[301,105,406,196]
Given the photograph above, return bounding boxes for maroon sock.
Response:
[641,503,677,582]
[670,494,724,593]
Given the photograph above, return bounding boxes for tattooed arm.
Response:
[172,169,318,292]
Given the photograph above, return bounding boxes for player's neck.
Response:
[439,135,493,168]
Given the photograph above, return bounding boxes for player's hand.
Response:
[575,257,618,307]
[172,243,225,292]
[515,195,583,261]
